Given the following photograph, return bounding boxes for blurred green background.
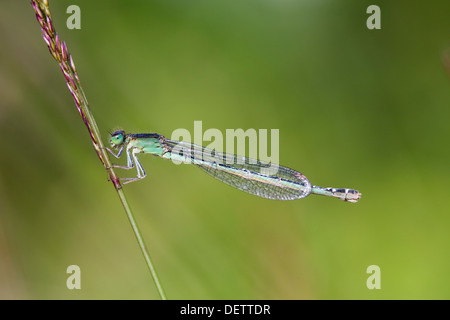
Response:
[1,0,449,299]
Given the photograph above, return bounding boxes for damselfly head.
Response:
[110,130,126,147]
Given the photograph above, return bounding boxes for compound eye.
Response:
[110,130,125,146]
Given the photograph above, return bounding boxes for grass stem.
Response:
[31,0,166,299]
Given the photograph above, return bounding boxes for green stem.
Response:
[31,0,166,299]
[117,190,167,300]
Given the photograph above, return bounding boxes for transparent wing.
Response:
[165,140,311,200]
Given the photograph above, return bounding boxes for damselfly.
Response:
[107,130,361,202]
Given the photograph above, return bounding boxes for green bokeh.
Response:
[1,0,449,299]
